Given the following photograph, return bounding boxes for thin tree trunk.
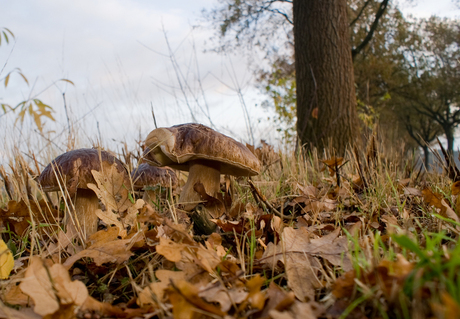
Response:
[294,0,359,155]
[445,126,454,154]
[422,145,429,170]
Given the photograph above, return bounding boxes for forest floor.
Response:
[0,140,459,319]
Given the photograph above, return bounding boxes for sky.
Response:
[0,0,459,162]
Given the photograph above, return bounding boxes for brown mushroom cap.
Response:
[143,123,260,176]
[131,163,178,190]
[38,148,128,194]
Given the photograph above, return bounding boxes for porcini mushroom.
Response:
[143,123,260,210]
[131,163,178,203]
[38,148,129,239]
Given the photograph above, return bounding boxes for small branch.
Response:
[247,179,283,217]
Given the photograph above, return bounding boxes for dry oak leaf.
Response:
[431,292,460,319]
[321,157,344,176]
[156,234,222,275]
[19,256,88,317]
[167,279,225,319]
[0,306,41,319]
[422,187,460,223]
[156,237,184,262]
[269,302,318,319]
[243,274,266,310]
[258,282,296,318]
[87,163,132,236]
[0,199,59,237]
[262,227,351,301]
[63,237,132,270]
[452,181,460,195]
[137,269,187,306]
[199,282,248,312]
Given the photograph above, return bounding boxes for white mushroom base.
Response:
[179,160,221,211]
[67,188,100,241]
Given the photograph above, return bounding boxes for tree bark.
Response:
[294,0,359,155]
[445,125,455,154]
[422,145,429,170]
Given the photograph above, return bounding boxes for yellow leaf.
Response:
[4,73,10,88]
[0,239,14,279]
[59,78,75,85]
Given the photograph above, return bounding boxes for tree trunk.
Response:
[422,145,429,170]
[445,126,455,154]
[293,0,359,155]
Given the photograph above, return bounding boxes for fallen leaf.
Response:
[321,157,344,176]
[156,237,184,262]
[138,269,187,305]
[167,280,225,318]
[193,182,225,218]
[452,181,460,195]
[0,239,14,279]
[404,187,422,196]
[422,187,460,223]
[19,256,88,316]
[199,282,248,312]
[262,227,351,301]
[244,274,266,310]
[87,162,132,236]
[62,238,132,269]
[0,199,59,236]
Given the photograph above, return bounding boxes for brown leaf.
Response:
[262,228,320,301]
[262,227,351,301]
[311,107,318,119]
[422,187,460,223]
[404,187,422,196]
[332,270,355,298]
[62,238,132,269]
[453,181,460,195]
[138,269,187,305]
[0,199,60,236]
[193,182,225,218]
[167,280,225,318]
[431,292,460,319]
[244,274,266,310]
[156,237,185,262]
[87,162,131,233]
[321,157,344,176]
[199,282,248,312]
[259,282,296,318]
[19,257,88,316]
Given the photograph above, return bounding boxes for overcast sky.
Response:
[1,0,459,162]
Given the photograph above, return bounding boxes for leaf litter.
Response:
[1,142,460,318]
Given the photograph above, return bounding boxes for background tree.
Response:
[206,0,394,152]
[393,17,460,153]
[294,0,359,154]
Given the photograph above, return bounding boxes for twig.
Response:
[150,102,158,129]
[247,179,283,218]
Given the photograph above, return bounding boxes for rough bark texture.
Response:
[294,0,359,155]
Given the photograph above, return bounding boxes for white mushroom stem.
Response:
[179,160,221,210]
[67,188,100,240]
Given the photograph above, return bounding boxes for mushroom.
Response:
[142,123,260,210]
[131,163,178,203]
[37,148,129,239]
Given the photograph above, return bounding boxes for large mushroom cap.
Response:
[38,148,128,194]
[143,123,260,176]
[131,163,178,190]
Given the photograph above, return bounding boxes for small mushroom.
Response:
[131,163,178,203]
[37,148,129,239]
[143,123,260,210]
